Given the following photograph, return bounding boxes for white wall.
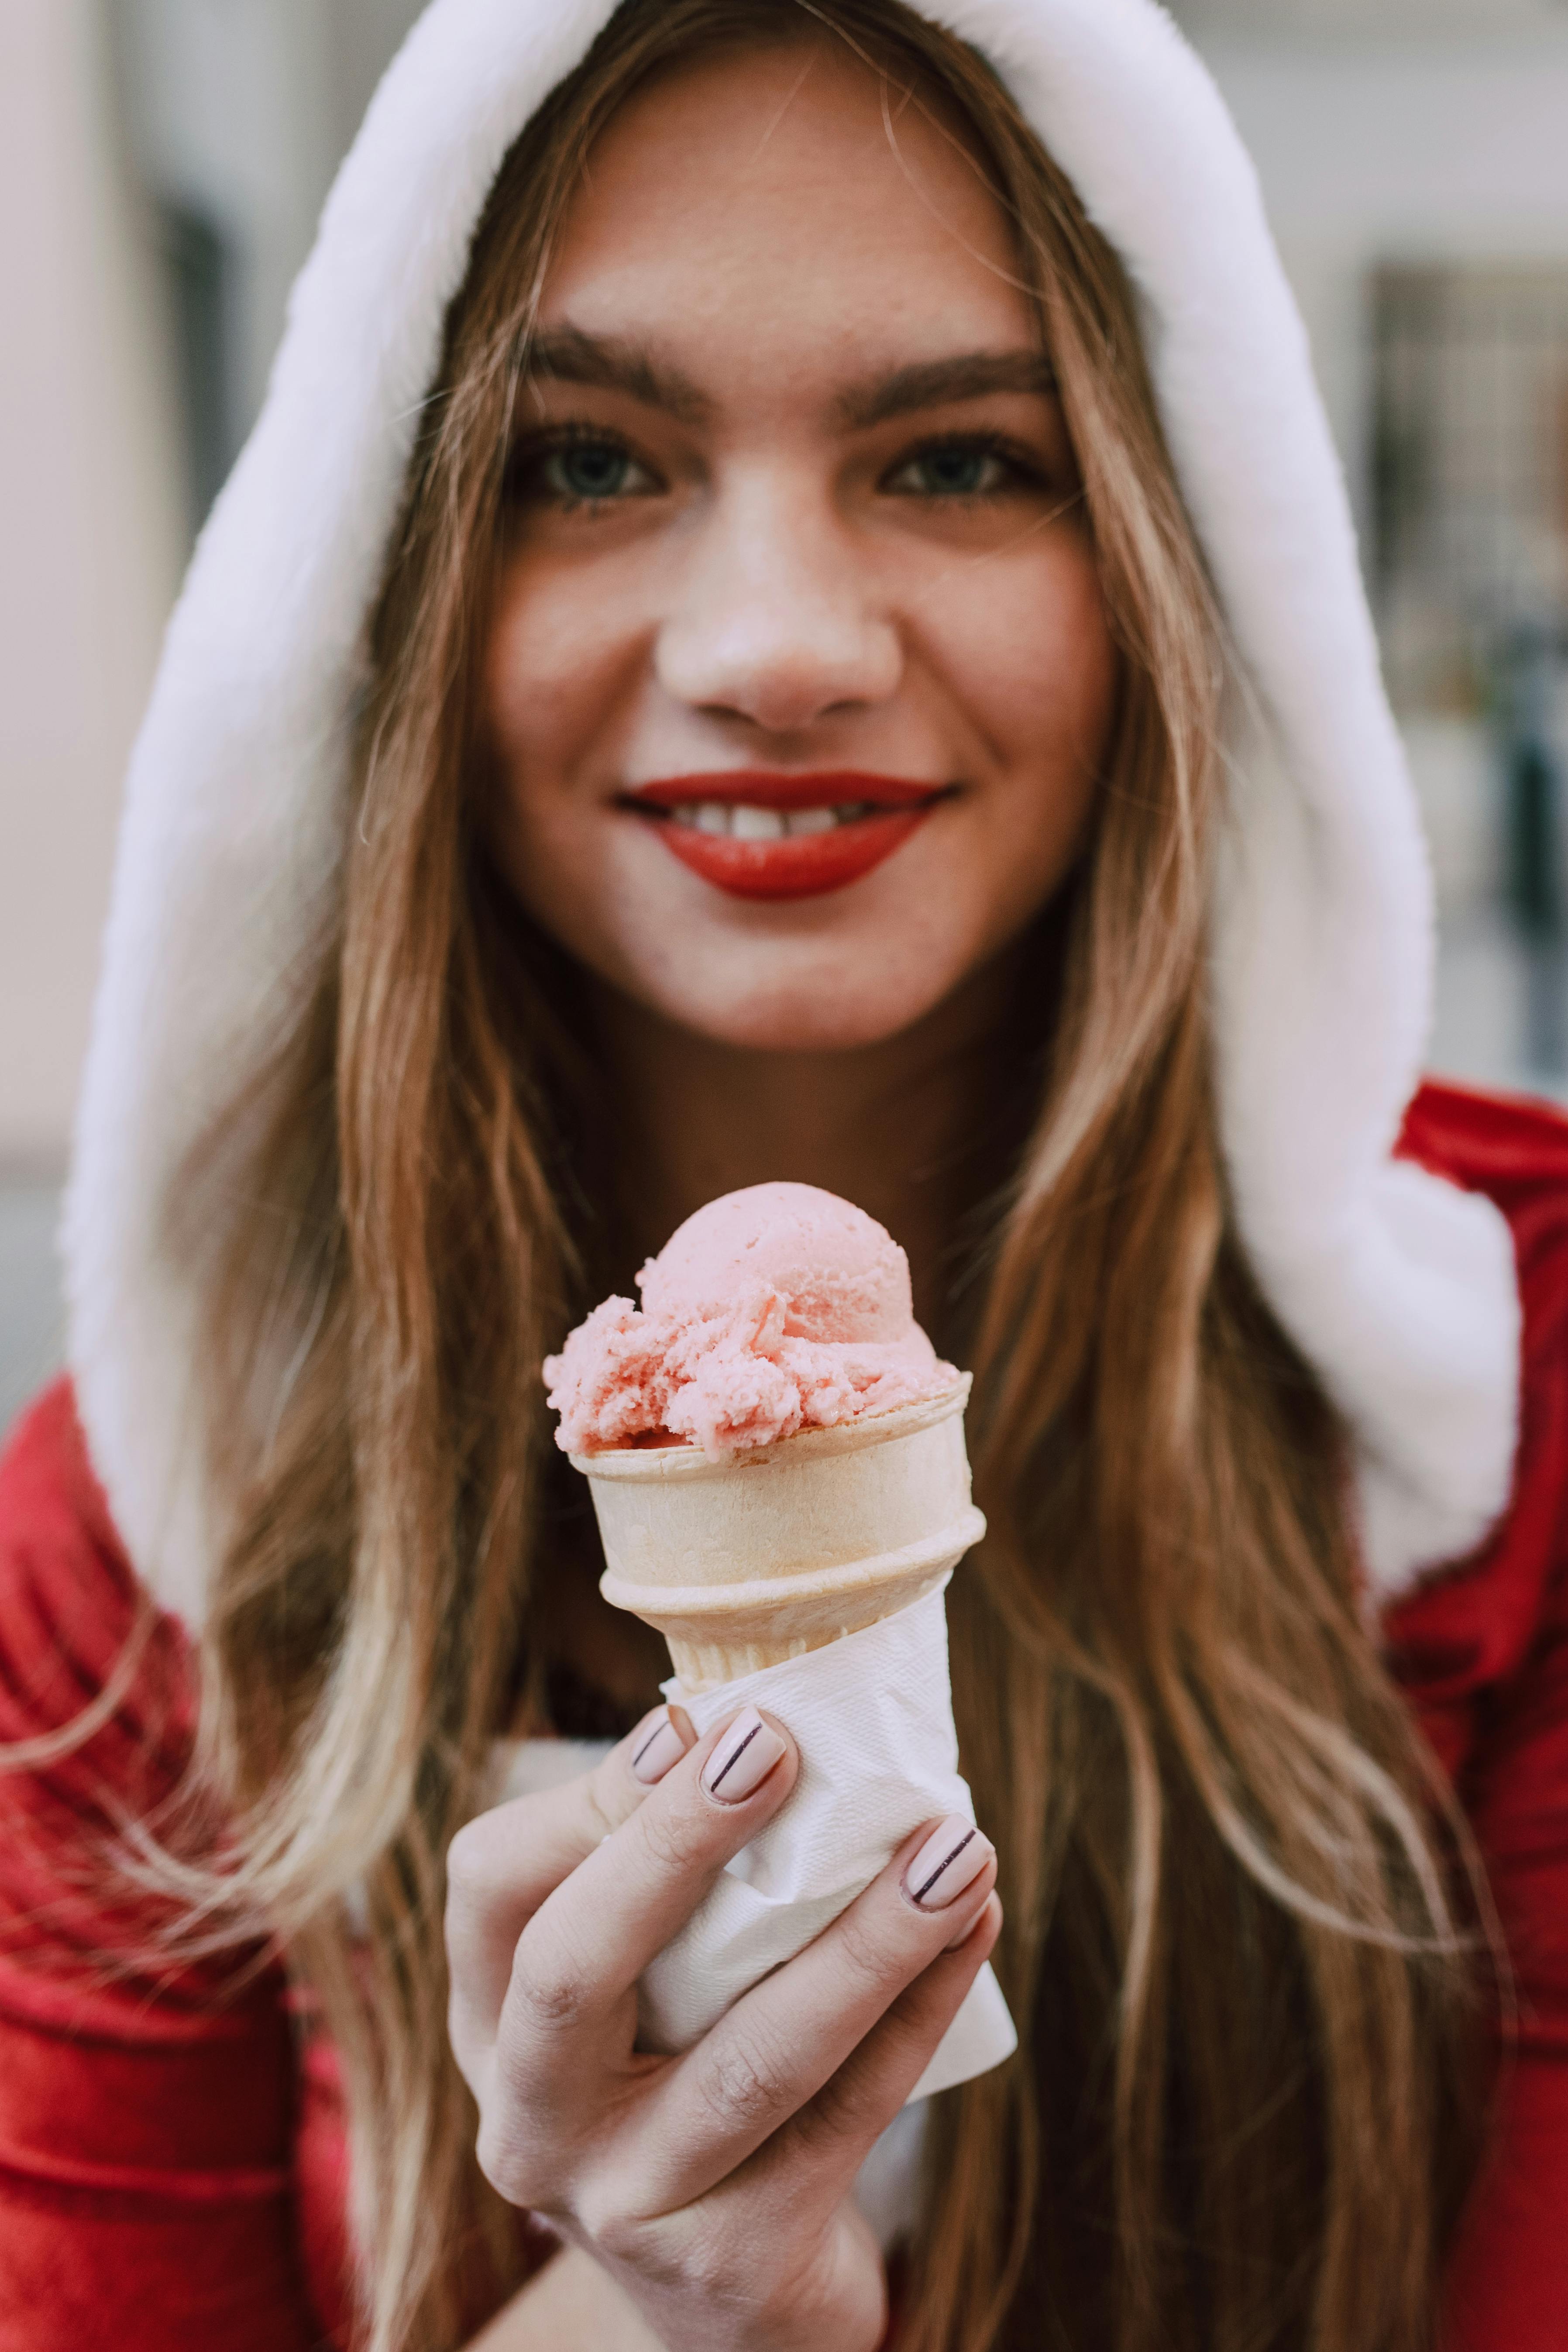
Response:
[327,0,429,163]
[1198,39,1568,532]
[0,0,426,1182]
[116,0,425,432]
[118,0,350,429]
[1179,0,1565,36]
[1197,35,1568,957]
[0,0,184,1173]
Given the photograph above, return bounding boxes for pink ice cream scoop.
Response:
[544,1183,959,1459]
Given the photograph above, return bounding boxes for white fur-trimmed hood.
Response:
[64,0,1521,1627]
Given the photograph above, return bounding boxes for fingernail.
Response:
[905,1816,993,1911]
[629,1708,689,1787]
[701,1707,787,1803]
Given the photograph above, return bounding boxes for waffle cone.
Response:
[572,1375,985,1691]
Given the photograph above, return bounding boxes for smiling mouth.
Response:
[623,772,949,901]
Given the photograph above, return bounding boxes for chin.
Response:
[636,941,962,1055]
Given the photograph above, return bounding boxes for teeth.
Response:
[662,801,880,836]
[731,805,787,841]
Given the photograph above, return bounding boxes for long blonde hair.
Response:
[139,4,1490,2347]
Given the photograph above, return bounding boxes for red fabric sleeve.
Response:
[1441,1611,1568,2352]
[1390,1083,1568,2351]
[0,1382,332,2352]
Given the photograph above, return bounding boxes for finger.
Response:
[446,1704,696,2067]
[776,1891,1004,2189]
[629,1814,998,2207]
[495,1707,798,2083]
[701,1900,1004,2251]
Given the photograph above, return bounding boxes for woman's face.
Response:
[483,36,1117,1053]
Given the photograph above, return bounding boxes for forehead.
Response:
[537,34,1034,367]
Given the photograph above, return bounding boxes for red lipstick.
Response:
[624,771,947,902]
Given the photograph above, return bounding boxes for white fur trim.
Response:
[65,0,1520,1626]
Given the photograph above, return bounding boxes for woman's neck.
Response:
[588,941,1042,1336]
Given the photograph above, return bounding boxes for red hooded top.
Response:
[3,1078,1568,2350]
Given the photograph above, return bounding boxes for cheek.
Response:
[921,533,1118,912]
[481,566,684,1001]
[942,533,1117,776]
[483,560,640,782]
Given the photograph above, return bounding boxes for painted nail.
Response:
[905,1816,994,1911]
[629,1709,689,1787]
[701,1707,787,1803]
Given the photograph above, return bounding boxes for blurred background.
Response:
[3,0,1568,1430]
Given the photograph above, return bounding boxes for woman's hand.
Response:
[446,1704,1001,2352]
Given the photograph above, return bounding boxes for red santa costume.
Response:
[0,0,1558,2345]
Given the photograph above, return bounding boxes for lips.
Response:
[624,772,947,901]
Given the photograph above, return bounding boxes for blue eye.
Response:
[545,441,634,502]
[912,446,1002,496]
[885,440,1036,500]
[508,433,660,509]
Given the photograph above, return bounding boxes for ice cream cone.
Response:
[574,1374,986,1690]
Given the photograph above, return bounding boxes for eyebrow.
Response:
[834,349,1059,430]
[523,327,714,426]
[520,328,1057,433]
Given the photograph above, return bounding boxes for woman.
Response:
[3,1,1565,2348]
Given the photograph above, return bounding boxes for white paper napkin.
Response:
[641,1585,1016,2104]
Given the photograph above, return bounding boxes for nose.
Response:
[654,474,902,732]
